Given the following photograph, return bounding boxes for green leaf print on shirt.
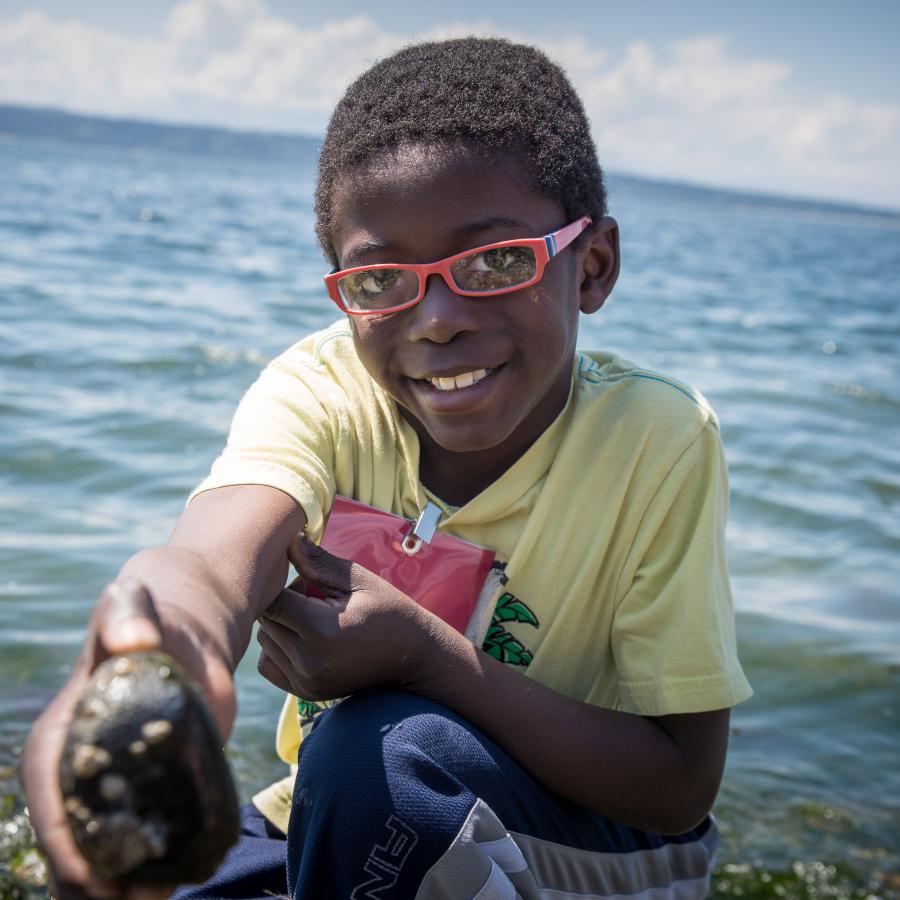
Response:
[296,698,325,724]
[481,592,539,667]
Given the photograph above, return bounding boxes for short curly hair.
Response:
[314,37,606,266]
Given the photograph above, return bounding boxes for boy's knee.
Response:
[293,689,500,818]
[296,690,429,775]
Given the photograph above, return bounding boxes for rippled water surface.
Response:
[1,137,898,894]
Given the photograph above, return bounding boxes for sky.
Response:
[1,0,899,210]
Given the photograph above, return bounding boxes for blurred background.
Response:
[1,2,898,897]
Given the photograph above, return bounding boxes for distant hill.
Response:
[0,103,321,163]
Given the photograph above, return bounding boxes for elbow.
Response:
[633,707,730,835]
[651,805,713,837]
[650,777,720,836]
[639,800,714,836]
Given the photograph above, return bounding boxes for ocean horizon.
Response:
[3,101,899,221]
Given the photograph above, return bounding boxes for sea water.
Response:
[1,135,898,896]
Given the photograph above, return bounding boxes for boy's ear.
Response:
[578,216,620,314]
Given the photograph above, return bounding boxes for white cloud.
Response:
[1,0,898,208]
[569,35,900,207]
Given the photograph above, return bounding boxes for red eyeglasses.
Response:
[324,216,592,316]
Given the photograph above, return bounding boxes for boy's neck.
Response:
[405,415,546,507]
[417,450,509,507]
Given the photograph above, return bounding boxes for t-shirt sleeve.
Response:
[189,356,337,538]
[611,420,752,715]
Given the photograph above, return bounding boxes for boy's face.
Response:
[330,145,618,492]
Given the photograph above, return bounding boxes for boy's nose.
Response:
[405,274,480,344]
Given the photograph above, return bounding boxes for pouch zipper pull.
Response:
[402,501,442,555]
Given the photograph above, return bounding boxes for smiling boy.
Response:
[22,38,751,900]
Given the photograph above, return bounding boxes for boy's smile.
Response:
[330,145,618,504]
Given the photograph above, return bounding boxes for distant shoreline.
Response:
[0,102,320,164]
[2,101,899,221]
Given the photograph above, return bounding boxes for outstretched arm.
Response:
[20,484,306,900]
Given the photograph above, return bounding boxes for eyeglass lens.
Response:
[337,268,418,311]
[450,246,537,292]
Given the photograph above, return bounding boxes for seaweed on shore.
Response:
[711,858,897,899]
[0,790,45,900]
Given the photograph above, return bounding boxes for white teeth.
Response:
[427,369,490,391]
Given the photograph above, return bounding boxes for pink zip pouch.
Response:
[310,495,495,634]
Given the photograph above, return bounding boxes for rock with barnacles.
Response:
[59,651,240,885]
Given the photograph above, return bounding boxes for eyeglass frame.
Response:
[324,215,593,316]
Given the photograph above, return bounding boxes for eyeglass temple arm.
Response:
[544,216,592,258]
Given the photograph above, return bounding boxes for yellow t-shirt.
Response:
[192,320,752,829]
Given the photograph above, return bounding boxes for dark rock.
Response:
[59,651,240,885]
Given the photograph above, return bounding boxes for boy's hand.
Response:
[19,579,236,900]
[256,537,444,700]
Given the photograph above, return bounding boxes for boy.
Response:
[21,38,751,899]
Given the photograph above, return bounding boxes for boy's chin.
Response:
[429,427,509,456]
[407,413,519,459]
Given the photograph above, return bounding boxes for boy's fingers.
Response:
[261,589,308,631]
[257,649,292,694]
[288,535,355,595]
[42,830,118,899]
[257,613,299,653]
[286,572,309,594]
[96,579,162,656]
[260,589,338,637]
[256,631,295,687]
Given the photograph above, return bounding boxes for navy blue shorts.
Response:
[174,690,717,898]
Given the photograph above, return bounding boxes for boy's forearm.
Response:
[115,486,306,673]
[117,543,281,672]
[411,623,729,834]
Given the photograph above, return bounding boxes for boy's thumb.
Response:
[97,578,163,655]
[289,534,354,596]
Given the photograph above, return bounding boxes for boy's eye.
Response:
[478,248,523,272]
[338,268,404,307]
[451,246,536,292]
[359,269,400,294]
